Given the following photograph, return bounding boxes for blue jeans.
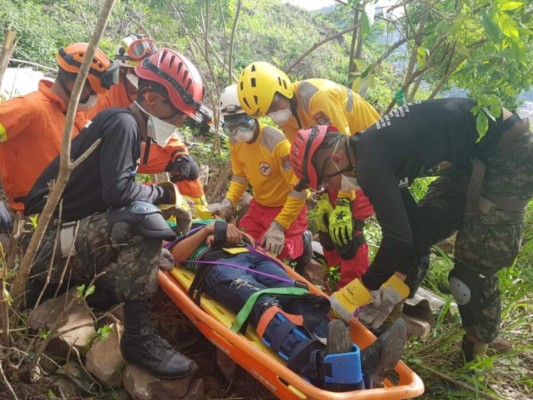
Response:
[202,252,295,325]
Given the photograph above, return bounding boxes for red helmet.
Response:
[135,48,212,124]
[291,125,339,191]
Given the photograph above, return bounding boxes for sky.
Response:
[284,0,337,11]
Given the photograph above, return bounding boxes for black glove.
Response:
[168,154,199,182]
[0,202,12,232]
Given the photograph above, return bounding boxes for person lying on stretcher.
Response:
[167,219,408,391]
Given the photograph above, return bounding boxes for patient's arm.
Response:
[171,222,215,261]
[170,222,244,262]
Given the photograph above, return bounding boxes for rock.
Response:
[86,323,124,387]
[184,378,205,400]
[489,336,513,355]
[122,364,196,400]
[29,288,96,357]
[406,286,446,315]
[50,376,81,398]
[402,315,431,338]
[403,299,434,326]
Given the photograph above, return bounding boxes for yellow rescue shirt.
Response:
[280,78,380,142]
[0,80,87,212]
[279,78,380,200]
[226,123,307,229]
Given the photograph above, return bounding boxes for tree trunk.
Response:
[0,27,17,90]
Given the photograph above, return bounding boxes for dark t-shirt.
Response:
[355,98,505,289]
[25,108,166,221]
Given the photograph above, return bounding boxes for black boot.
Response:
[120,300,196,379]
[361,319,407,386]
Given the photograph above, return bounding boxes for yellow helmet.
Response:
[237,61,293,118]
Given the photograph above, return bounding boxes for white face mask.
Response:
[340,174,360,191]
[147,115,177,146]
[268,108,292,126]
[77,94,98,112]
[331,138,359,192]
[135,101,177,146]
[233,128,255,143]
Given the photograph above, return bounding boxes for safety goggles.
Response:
[127,38,158,61]
[222,115,256,136]
[99,60,121,89]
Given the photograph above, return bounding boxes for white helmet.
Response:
[219,84,244,118]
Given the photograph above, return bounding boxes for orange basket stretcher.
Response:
[159,260,424,400]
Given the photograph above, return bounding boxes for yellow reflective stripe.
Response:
[0,123,7,143]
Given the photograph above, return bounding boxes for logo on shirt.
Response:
[282,155,291,171]
[313,111,331,126]
[259,162,272,176]
[398,177,409,188]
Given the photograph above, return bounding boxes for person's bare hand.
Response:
[226,223,243,244]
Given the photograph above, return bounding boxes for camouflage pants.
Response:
[27,212,162,308]
[402,124,533,343]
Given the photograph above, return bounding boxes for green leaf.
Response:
[417,47,429,68]
[499,1,524,11]
[85,284,96,298]
[481,11,501,42]
[496,12,519,39]
[482,106,496,122]
[39,329,50,340]
[476,111,489,141]
[456,44,472,58]
[97,325,114,340]
[76,284,86,299]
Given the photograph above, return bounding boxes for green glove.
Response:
[316,194,333,233]
[328,197,353,246]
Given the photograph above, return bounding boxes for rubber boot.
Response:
[323,320,364,391]
[360,319,407,386]
[461,335,489,362]
[120,300,196,379]
[295,231,326,287]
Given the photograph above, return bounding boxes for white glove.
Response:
[159,248,175,271]
[358,275,410,330]
[206,198,234,220]
[261,221,285,256]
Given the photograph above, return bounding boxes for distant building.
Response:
[1,67,44,99]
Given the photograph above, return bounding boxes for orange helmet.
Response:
[56,43,120,94]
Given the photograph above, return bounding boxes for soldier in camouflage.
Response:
[289,98,532,362]
[24,48,212,379]
[404,125,533,359]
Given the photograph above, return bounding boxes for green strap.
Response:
[231,287,309,333]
